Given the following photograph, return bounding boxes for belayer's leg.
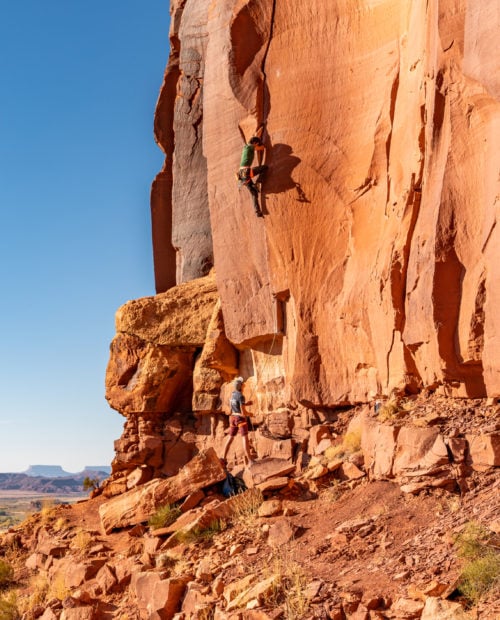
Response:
[222,434,234,460]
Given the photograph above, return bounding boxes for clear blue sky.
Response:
[0,2,170,473]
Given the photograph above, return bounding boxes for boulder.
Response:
[131,572,188,620]
[256,476,290,492]
[114,274,218,346]
[95,564,118,595]
[257,499,282,517]
[226,576,279,612]
[180,489,205,512]
[105,334,194,415]
[338,462,366,480]
[63,559,107,589]
[361,418,400,479]
[25,552,46,570]
[242,458,295,488]
[253,431,294,461]
[466,433,500,470]
[388,597,425,618]
[105,274,218,416]
[393,428,449,476]
[181,582,214,616]
[99,448,226,533]
[266,517,297,547]
[420,597,473,619]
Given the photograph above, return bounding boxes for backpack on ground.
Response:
[222,472,247,497]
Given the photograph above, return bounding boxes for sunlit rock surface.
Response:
[151,0,500,405]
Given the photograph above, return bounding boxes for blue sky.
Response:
[0,1,169,473]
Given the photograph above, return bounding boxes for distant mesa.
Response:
[24,465,70,478]
[0,465,112,494]
[23,465,111,478]
[81,465,112,476]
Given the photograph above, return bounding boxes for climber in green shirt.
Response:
[237,129,268,217]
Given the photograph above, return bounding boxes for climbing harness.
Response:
[236,167,254,189]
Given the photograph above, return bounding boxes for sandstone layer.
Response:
[151,0,500,407]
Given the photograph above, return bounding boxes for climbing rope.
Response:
[231,0,278,448]
[244,303,281,439]
[244,0,279,428]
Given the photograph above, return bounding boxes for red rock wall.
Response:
[153,0,213,290]
[152,0,500,403]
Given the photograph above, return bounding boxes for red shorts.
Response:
[229,415,248,436]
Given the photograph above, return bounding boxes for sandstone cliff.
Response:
[1,4,500,619]
[150,0,499,406]
[103,0,500,487]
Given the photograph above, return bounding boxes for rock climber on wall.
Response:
[237,124,268,217]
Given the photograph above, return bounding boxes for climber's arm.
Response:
[255,143,265,166]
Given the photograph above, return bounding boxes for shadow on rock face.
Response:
[262,143,310,204]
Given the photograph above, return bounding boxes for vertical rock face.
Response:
[153,0,213,290]
[152,0,500,403]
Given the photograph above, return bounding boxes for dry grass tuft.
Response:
[21,574,49,614]
[377,397,401,422]
[324,430,362,462]
[53,517,69,532]
[148,504,182,530]
[71,529,93,552]
[324,479,346,503]
[263,549,309,619]
[39,500,58,525]
[47,573,69,601]
[174,518,227,545]
[155,551,184,571]
[231,488,264,523]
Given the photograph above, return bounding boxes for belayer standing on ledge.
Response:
[221,376,255,467]
[237,126,268,217]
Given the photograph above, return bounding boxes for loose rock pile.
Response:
[0,397,498,619]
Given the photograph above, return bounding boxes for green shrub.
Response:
[454,521,500,605]
[148,504,182,530]
[455,522,490,559]
[0,591,19,619]
[82,476,100,492]
[0,561,14,588]
[458,552,500,604]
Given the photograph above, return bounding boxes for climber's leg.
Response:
[251,164,268,178]
[246,182,263,217]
